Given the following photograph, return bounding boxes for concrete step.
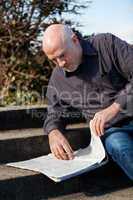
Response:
[0,164,81,200]
[0,106,132,199]
[0,163,132,200]
[0,123,90,199]
[0,121,132,199]
[0,124,90,163]
[0,105,85,130]
[0,105,47,130]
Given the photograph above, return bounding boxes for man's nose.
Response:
[57,58,66,68]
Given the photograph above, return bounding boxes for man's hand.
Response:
[90,102,121,136]
[48,129,74,160]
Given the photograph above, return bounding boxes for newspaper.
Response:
[7,133,107,182]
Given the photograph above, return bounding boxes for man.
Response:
[42,24,133,180]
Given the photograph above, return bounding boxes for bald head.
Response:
[42,24,74,54]
[42,24,82,72]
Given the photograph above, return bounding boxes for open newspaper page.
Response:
[7,133,107,182]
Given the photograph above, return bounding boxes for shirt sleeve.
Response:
[43,75,67,135]
[109,34,133,116]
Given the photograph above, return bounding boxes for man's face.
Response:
[44,36,82,72]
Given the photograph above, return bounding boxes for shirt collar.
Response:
[81,38,97,56]
[63,38,97,77]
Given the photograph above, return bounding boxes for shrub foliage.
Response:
[0,0,90,105]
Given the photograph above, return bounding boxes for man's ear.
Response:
[71,33,79,44]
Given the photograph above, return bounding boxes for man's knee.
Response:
[104,131,133,161]
[104,133,122,160]
[104,131,133,180]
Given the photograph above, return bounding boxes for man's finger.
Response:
[94,117,101,136]
[63,143,74,160]
[66,141,74,154]
[57,145,69,160]
[99,119,105,136]
[95,117,104,136]
[51,146,61,159]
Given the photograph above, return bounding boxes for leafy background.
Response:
[0,0,90,106]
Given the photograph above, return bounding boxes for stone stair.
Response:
[0,125,90,163]
[0,106,132,200]
[0,106,90,199]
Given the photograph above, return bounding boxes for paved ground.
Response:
[47,180,133,200]
[47,164,133,200]
[48,188,133,200]
[0,161,132,200]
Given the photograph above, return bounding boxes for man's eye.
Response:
[59,54,65,59]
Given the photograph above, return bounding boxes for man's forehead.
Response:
[47,48,66,60]
[43,34,64,51]
[44,36,66,55]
